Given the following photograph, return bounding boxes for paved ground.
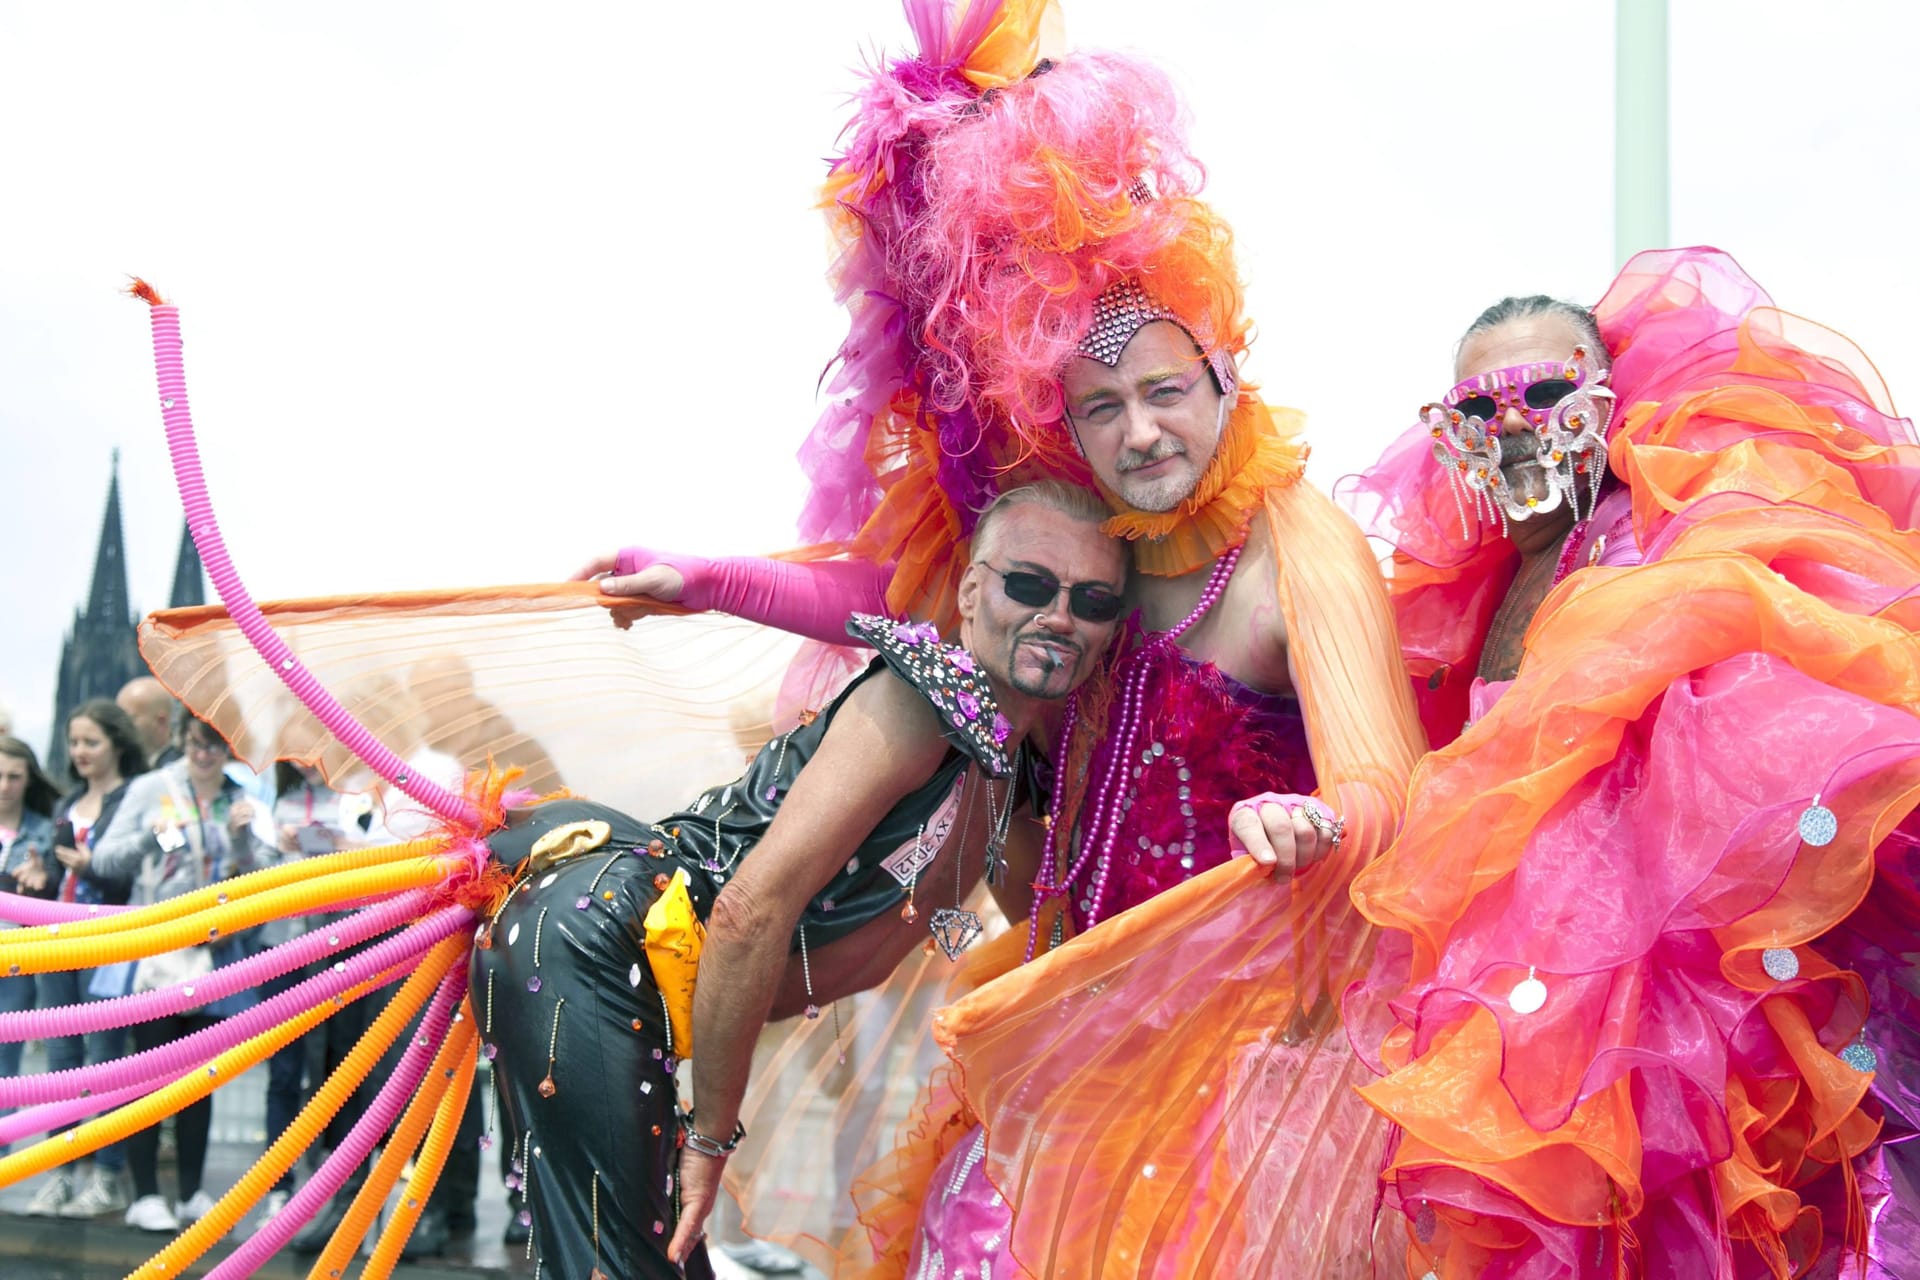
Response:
[0,1043,822,1279]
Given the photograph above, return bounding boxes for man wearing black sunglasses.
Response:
[954,488,1130,706]
[466,480,1129,1278]
[971,564,1119,686]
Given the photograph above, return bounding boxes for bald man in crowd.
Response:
[116,678,180,769]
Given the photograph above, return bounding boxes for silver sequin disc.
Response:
[1841,1039,1878,1073]
[628,963,643,988]
[1761,947,1800,982]
[1798,804,1838,847]
[1508,974,1548,1016]
[507,922,521,947]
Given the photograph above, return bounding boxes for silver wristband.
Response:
[680,1115,745,1159]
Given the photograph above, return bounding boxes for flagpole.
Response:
[1614,0,1670,264]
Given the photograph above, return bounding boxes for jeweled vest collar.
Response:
[846,614,1014,777]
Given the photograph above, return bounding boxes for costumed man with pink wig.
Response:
[1340,249,1920,1276]
[577,1,1427,1275]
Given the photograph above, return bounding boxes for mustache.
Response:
[1116,440,1185,473]
[1016,631,1083,671]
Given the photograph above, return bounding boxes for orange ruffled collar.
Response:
[1098,398,1309,576]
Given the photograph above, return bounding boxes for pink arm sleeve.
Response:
[614,548,894,647]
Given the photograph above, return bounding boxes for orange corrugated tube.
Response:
[130,949,465,1278]
[2,839,445,942]
[125,938,464,1280]
[0,857,455,974]
[305,1007,474,1280]
[363,1032,479,1279]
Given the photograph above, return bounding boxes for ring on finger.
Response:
[1300,803,1346,849]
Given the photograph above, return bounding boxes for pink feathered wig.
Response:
[904,51,1251,461]
[794,10,1254,620]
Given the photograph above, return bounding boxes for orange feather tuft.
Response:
[463,759,527,833]
[126,277,165,307]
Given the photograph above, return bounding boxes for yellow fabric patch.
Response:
[644,868,704,1059]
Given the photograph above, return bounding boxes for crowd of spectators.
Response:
[0,676,528,1255]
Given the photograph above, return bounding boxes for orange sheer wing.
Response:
[138,583,805,818]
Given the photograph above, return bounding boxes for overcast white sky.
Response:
[2,1,1915,756]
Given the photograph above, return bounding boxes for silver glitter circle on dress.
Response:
[1840,1039,1878,1073]
[1761,947,1800,982]
[1798,803,1838,847]
[1508,973,1548,1016]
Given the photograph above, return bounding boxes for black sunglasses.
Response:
[981,564,1124,624]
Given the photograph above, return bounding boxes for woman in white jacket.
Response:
[84,714,264,1232]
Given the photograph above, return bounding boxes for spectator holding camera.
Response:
[89,713,265,1232]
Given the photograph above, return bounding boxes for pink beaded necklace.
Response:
[1026,544,1244,959]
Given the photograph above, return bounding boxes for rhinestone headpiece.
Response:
[1072,278,1237,399]
[1076,280,1178,365]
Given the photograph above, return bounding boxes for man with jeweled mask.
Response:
[1423,295,1624,687]
[1426,304,1613,534]
[1341,247,1920,1275]
[574,1,1426,1274]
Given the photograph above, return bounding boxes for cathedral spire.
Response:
[47,452,146,773]
[85,448,135,630]
[168,520,205,608]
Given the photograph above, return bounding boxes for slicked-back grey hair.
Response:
[969,480,1116,567]
[1457,295,1608,371]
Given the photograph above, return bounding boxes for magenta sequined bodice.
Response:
[1067,650,1314,929]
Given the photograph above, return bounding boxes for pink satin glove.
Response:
[608,547,722,608]
[578,547,892,648]
[1226,792,1344,877]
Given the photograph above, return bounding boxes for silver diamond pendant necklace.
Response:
[928,749,1019,961]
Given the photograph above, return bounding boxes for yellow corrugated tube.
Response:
[0,856,455,974]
